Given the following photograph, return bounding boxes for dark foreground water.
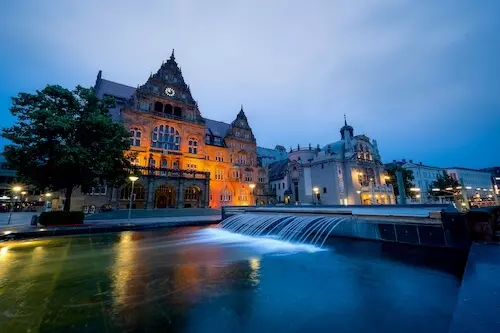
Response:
[0,226,466,333]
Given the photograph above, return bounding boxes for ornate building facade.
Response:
[267,118,395,205]
[71,51,268,210]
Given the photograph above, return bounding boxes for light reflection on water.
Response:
[0,226,466,333]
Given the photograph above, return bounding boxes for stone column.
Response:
[177,179,185,208]
[146,178,155,209]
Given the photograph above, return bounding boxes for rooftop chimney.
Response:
[419,162,423,165]
[409,159,413,163]
[402,159,406,163]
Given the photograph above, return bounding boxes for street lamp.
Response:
[313,187,319,205]
[356,190,362,204]
[128,176,139,220]
[8,186,23,225]
[249,183,256,205]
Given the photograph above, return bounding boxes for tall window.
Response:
[216,152,224,162]
[215,169,223,180]
[238,189,248,202]
[160,159,167,176]
[221,188,232,203]
[245,172,253,182]
[188,139,198,154]
[151,125,181,150]
[130,128,141,146]
[232,170,240,179]
[238,155,247,165]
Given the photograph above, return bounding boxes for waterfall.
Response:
[220,214,349,248]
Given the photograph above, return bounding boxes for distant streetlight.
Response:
[313,187,319,205]
[128,176,139,220]
[445,187,453,191]
[409,188,421,192]
[8,186,23,225]
[249,183,256,205]
[465,186,472,190]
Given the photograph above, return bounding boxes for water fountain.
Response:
[220,205,471,249]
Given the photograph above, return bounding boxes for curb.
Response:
[0,219,221,242]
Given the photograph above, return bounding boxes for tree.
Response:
[385,164,416,200]
[428,171,460,197]
[2,85,134,212]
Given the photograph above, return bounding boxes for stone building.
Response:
[267,117,395,205]
[71,51,268,210]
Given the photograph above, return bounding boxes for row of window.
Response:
[273,182,286,191]
[130,126,198,154]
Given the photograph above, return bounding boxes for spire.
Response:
[240,104,244,112]
[170,49,175,60]
[344,114,347,126]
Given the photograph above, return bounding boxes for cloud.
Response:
[1,0,499,168]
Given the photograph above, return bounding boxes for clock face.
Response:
[165,87,175,97]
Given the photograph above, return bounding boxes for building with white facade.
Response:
[399,160,444,203]
[266,118,395,205]
[445,167,496,202]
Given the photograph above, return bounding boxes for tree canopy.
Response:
[385,164,416,200]
[2,85,134,211]
[428,171,461,197]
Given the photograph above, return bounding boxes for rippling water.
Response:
[0,226,466,333]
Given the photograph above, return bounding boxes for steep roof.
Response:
[96,79,136,100]
[204,118,231,137]
[268,159,289,181]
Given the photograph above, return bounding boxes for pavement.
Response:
[448,243,500,333]
[0,209,222,241]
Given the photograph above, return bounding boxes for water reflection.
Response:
[111,231,139,310]
[0,227,465,333]
[248,257,261,285]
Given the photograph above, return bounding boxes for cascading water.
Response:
[220,214,350,248]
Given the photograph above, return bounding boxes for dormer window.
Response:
[205,134,211,143]
[214,137,221,145]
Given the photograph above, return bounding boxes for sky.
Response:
[1,0,499,169]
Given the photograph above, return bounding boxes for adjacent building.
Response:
[445,167,496,202]
[70,51,269,210]
[267,118,395,205]
[397,160,444,202]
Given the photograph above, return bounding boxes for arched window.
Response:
[164,104,173,114]
[130,128,141,146]
[151,125,181,150]
[174,106,182,117]
[188,139,198,154]
[154,101,163,112]
[120,183,145,200]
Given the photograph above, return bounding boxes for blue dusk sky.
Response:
[1,0,499,169]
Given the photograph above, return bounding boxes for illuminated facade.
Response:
[75,51,268,210]
[268,118,395,205]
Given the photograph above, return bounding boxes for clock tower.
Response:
[129,49,204,123]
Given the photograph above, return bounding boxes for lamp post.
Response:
[8,186,22,225]
[128,176,139,221]
[356,190,362,205]
[249,183,256,206]
[44,192,52,212]
[313,187,319,205]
